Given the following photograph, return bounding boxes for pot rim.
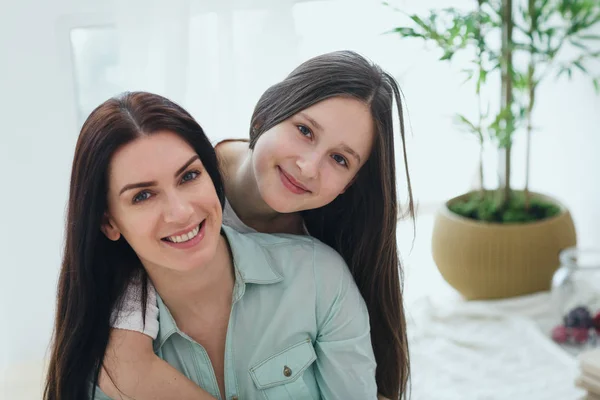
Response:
[439,190,570,228]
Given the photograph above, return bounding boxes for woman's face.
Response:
[103,131,223,273]
[252,96,375,214]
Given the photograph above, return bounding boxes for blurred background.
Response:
[1,0,598,398]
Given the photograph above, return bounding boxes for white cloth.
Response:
[407,292,589,400]
[111,199,253,338]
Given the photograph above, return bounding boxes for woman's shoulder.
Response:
[225,226,315,260]
[225,227,350,281]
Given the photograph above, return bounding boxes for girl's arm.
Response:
[99,329,217,400]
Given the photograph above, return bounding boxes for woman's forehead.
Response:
[108,132,198,184]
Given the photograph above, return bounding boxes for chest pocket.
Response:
[249,338,317,399]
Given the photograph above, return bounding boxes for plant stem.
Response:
[478,0,485,197]
[501,0,514,206]
[524,0,536,210]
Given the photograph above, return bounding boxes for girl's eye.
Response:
[133,191,152,203]
[181,170,200,183]
[297,125,312,138]
[332,154,348,167]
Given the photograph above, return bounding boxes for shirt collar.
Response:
[222,225,283,285]
[154,225,283,349]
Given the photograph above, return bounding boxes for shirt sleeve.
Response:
[110,278,159,339]
[312,241,378,400]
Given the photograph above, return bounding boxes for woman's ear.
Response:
[101,214,121,241]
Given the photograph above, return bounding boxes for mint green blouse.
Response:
[94,226,377,399]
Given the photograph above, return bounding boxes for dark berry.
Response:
[563,306,593,329]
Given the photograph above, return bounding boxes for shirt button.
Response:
[283,365,292,377]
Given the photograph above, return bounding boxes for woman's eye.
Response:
[133,191,152,203]
[297,125,312,138]
[181,170,200,183]
[332,154,348,167]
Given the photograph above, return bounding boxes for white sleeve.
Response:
[110,278,159,339]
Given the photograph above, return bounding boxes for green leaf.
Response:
[570,40,590,51]
[594,78,600,94]
[388,27,420,37]
[461,68,474,84]
[579,34,600,41]
[464,15,476,36]
[556,65,573,79]
[454,114,482,140]
[410,15,429,30]
[456,114,477,131]
[574,61,588,73]
[440,51,453,60]
[476,68,488,93]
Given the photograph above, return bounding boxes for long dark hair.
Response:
[44,92,225,400]
[249,50,414,399]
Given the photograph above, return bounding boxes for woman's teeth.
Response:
[166,224,200,243]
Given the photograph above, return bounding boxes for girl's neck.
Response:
[217,141,304,235]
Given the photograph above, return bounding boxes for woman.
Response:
[44,91,378,400]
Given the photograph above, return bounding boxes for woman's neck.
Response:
[146,234,235,324]
[217,141,304,235]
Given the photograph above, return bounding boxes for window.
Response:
[65,0,481,208]
[70,26,121,125]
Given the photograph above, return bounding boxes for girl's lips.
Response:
[278,167,310,194]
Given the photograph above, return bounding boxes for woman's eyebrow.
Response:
[119,155,200,195]
[119,180,156,196]
[174,155,199,177]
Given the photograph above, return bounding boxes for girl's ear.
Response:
[340,176,357,194]
[101,213,121,241]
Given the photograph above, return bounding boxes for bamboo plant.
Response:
[387,0,600,222]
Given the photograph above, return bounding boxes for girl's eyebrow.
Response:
[298,112,323,131]
[340,144,361,164]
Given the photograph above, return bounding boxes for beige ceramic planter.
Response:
[432,191,577,300]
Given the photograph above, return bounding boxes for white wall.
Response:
[0,0,113,373]
[528,74,600,248]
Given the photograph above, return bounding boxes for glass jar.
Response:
[550,247,600,352]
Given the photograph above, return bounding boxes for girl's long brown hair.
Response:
[44,92,225,400]
[249,50,414,399]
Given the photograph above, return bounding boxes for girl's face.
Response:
[252,96,375,214]
[102,131,223,273]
